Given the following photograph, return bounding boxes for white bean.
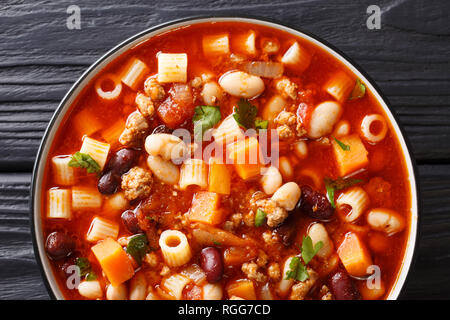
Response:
[293,140,308,159]
[333,120,350,137]
[307,223,334,259]
[202,283,223,300]
[129,272,147,300]
[106,283,128,300]
[367,208,405,234]
[201,81,224,105]
[308,101,342,139]
[78,280,103,300]
[260,166,282,195]
[278,156,293,180]
[271,182,301,211]
[145,133,188,162]
[147,155,180,185]
[262,95,287,122]
[278,256,295,296]
[219,71,264,99]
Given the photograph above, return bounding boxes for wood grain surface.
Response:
[0,0,449,299]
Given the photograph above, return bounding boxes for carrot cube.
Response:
[332,134,368,176]
[91,238,135,286]
[227,137,264,180]
[227,280,257,300]
[337,232,373,277]
[208,157,231,195]
[189,191,224,225]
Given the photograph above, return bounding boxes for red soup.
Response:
[41,22,411,300]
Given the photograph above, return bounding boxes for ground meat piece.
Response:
[119,111,149,146]
[160,265,170,276]
[144,77,165,101]
[267,262,281,280]
[256,250,268,267]
[190,76,203,88]
[289,268,319,300]
[144,252,159,268]
[241,262,267,282]
[121,166,153,200]
[135,93,155,118]
[275,77,298,100]
[320,285,334,300]
[256,198,288,228]
[262,231,280,246]
[274,110,306,140]
[261,38,280,54]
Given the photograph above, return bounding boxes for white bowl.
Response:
[31,16,419,300]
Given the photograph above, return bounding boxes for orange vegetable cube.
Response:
[332,134,368,176]
[188,191,224,225]
[227,280,257,300]
[91,238,134,286]
[337,232,373,277]
[357,280,386,300]
[227,137,264,180]
[208,157,231,195]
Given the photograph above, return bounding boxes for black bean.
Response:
[97,171,120,194]
[200,247,223,283]
[274,208,302,247]
[329,271,361,300]
[299,185,334,220]
[106,148,139,175]
[121,210,142,234]
[45,232,75,260]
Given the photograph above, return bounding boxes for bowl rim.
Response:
[30,14,421,300]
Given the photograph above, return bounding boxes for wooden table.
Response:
[0,0,449,299]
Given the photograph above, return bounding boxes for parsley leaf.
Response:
[324,177,363,208]
[193,105,221,141]
[349,79,366,100]
[301,236,324,265]
[126,234,150,265]
[333,136,350,151]
[233,99,258,129]
[255,208,267,227]
[85,272,97,281]
[213,240,222,246]
[284,236,323,282]
[75,257,97,281]
[68,152,101,174]
[255,118,269,130]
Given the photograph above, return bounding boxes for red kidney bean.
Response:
[152,124,172,134]
[299,185,334,220]
[106,148,139,175]
[121,210,142,234]
[45,232,75,260]
[200,247,223,283]
[329,271,360,300]
[274,206,302,246]
[97,171,120,194]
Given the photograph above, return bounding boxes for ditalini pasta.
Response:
[52,156,75,185]
[159,230,192,267]
[86,217,119,242]
[336,187,370,222]
[47,188,72,219]
[79,137,110,171]
[41,21,411,300]
[72,186,103,210]
[157,53,188,83]
[179,158,208,190]
[361,114,388,143]
[95,73,122,100]
[120,57,149,90]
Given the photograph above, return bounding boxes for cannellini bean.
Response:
[219,71,264,99]
[271,182,301,211]
[307,223,334,259]
[278,156,293,180]
[145,133,188,163]
[260,166,282,195]
[202,283,223,300]
[129,272,147,300]
[367,208,405,234]
[202,81,224,105]
[333,120,350,137]
[78,280,103,299]
[262,95,287,122]
[293,140,308,159]
[308,101,342,139]
[278,256,296,296]
[147,155,180,185]
[106,283,128,300]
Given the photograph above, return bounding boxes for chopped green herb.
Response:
[126,234,150,265]
[349,79,366,100]
[85,272,98,281]
[212,240,222,246]
[285,236,323,282]
[75,257,97,281]
[233,99,258,129]
[324,177,363,208]
[333,136,350,151]
[193,105,221,141]
[68,152,101,174]
[255,118,269,130]
[255,208,267,227]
